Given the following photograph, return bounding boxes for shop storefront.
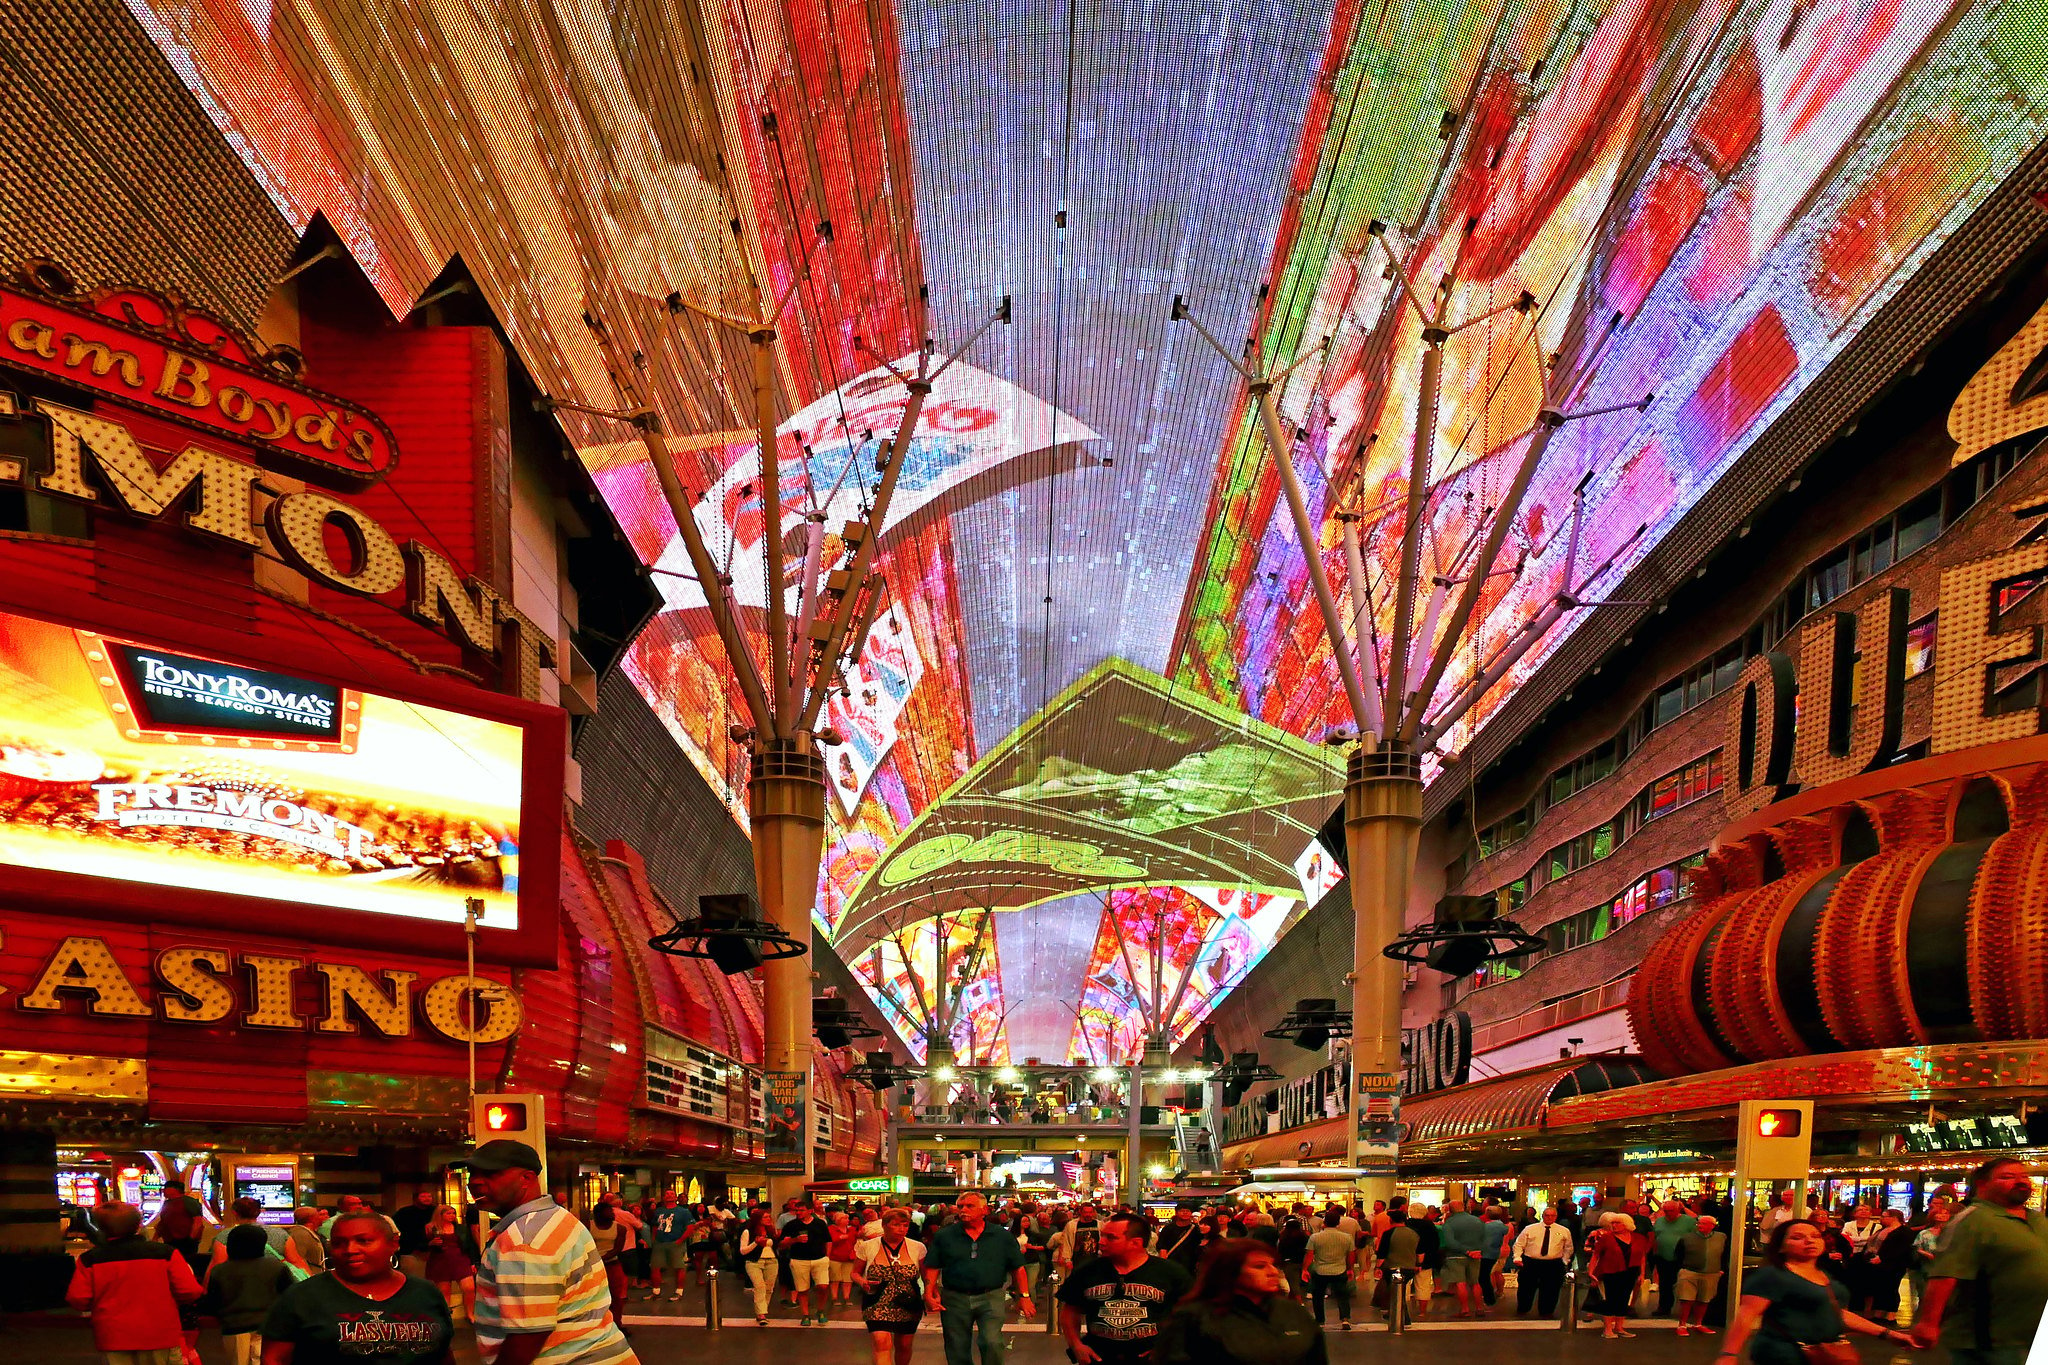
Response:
[0,262,882,1280]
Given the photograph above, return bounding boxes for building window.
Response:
[1644,644,1744,734]
[1459,853,1704,997]
[1635,751,1723,826]
[1905,614,1936,679]
[1547,818,1618,881]
[1477,803,1534,858]
[1807,546,1853,611]
[1997,574,2043,615]
[1549,740,1620,807]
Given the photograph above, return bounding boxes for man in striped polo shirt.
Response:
[465,1140,638,1365]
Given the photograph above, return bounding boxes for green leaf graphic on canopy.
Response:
[834,657,1342,950]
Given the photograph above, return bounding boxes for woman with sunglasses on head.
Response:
[1720,1219,1915,1365]
[854,1208,927,1365]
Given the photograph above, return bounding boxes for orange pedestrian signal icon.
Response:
[482,1101,528,1132]
[1755,1107,1802,1138]
[470,1092,547,1183]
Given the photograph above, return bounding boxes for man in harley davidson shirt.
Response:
[1059,1214,1192,1365]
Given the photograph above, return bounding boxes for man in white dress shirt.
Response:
[1509,1207,1575,1318]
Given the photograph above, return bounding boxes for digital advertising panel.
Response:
[0,608,550,960]
[1177,0,2048,760]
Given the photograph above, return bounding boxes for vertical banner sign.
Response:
[763,1070,809,1175]
[1353,1071,1402,1177]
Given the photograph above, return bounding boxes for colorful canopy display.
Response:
[131,0,2048,1060]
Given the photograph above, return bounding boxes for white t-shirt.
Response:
[856,1237,927,1270]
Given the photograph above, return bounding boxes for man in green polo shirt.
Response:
[922,1191,1035,1365]
[1912,1157,2048,1365]
[1649,1199,1699,1318]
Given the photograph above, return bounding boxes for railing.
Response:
[903,1102,1133,1126]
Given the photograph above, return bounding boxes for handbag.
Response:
[1798,1343,1859,1365]
[1790,1276,1860,1365]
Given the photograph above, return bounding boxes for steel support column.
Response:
[751,739,827,1203]
[1346,742,1422,1206]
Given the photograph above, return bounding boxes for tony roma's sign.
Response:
[0,274,397,482]
[99,639,355,748]
[8,931,521,1043]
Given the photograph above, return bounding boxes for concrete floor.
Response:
[12,1290,1924,1365]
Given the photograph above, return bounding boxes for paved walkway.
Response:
[6,1314,1920,1365]
[10,1285,1923,1365]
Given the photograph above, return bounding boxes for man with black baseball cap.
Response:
[462,1140,636,1365]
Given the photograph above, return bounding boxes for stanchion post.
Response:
[1388,1268,1406,1334]
[705,1264,722,1331]
[1562,1264,1578,1331]
[1044,1267,1062,1333]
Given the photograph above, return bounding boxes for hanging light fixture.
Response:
[813,993,883,1049]
[1382,893,1546,977]
[845,1051,917,1093]
[1264,998,1353,1051]
[1210,1051,1282,1106]
[647,892,807,973]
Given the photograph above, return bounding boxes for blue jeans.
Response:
[940,1286,1007,1365]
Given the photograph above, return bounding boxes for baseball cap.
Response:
[461,1139,543,1173]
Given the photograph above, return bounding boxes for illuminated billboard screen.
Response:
[0,612,524,931]
[1176,0,2048,757]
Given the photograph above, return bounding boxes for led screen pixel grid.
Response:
[119,0,2048,1063]
[1176,0,2048,761]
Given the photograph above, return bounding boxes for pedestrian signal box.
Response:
[1736,1098,1813,1179]
[470,1091,548,1183]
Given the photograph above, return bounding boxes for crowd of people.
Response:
[55,1153,2048,1365]
[63,1139,632,1365]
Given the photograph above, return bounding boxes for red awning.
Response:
[1225,1116,1350,1169]
[1401,1056,1659,1149]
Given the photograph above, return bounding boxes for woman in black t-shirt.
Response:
[260,1212,452,1365]
[1719,1220,1913,1365]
